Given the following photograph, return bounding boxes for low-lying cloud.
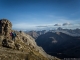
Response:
[12,23,36,30]
[54,24,61,26]
[63,22,72,26]
[36,26,48,27]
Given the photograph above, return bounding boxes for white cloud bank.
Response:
[12,22,80,31]
[12,14,80,31]
[12,23,37,30]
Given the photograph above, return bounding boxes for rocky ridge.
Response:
[0,19,60,60]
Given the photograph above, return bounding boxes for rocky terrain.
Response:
[26,31,39,39]
[36,32,80,59]
[25,30,47,39]
[26,28,80,40]
[56,27,80,36]
[0,19,60,60]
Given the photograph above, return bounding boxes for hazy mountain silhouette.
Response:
[25,30,47,39]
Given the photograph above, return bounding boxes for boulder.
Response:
[15,43,22,50]
[2,39,15,48]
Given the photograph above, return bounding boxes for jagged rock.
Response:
[0,19,12,36]
[15,43,22,50]
[2,39,15,48]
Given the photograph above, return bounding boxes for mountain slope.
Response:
[0,19,60,60]
[36,32,80,58]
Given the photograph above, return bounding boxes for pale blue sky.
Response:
[0,0,80,30]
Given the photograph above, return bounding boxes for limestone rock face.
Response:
[0,19,12,36]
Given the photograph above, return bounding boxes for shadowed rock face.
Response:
[0,19,12,36]
[36,32,80,59]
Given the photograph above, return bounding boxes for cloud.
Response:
[54,24,61,26]
[12,23,37,30]
[63,22,72,26]
[36,26,48,27]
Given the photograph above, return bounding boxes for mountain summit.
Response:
[0,19,59,60]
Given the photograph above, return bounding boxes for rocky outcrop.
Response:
[2,39,15,48]
[0,19,12,36]
[0,19,60,60]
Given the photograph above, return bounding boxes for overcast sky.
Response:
[0,0,80,30]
